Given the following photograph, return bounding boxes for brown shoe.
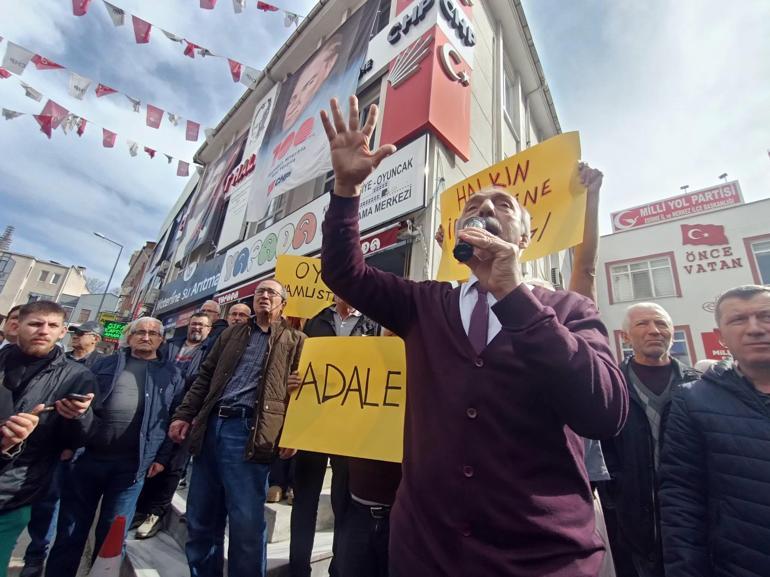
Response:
[266,485,283,503]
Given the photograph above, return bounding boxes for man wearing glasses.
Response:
[169,279,305,577]
[65,321,104,369]
[46,317,185,577]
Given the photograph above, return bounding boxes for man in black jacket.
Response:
[0,301,95,575]
[601,302,699,577]
[660,285,770,577]
[289,295,378,577]
[65,321,104,369]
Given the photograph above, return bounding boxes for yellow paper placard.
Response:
[437,131,586,281]
[275,255,335,319]
[280,337,406,463]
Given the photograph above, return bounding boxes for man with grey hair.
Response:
[660,285,770,577]
[47,317,185,577]
[601,302,699,577]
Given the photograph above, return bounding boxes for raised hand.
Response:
[578,162,603,198]
[320,95,397,196]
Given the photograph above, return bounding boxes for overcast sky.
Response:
[1,0,768,289]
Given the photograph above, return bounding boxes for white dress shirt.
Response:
[459,275,501,346]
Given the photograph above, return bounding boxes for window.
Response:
[744,234,770,285]
[614,326,694,366]
[371,0,391,37]
[50,273,61,284]
[0,253,14,293]
[77,309,92,323]
[606,253,680,304]
[27,292,53,303]
[39,271,49,282]
[504,73,515,122]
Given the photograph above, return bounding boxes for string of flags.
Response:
[0,74,194,177]
[0,39,205,142]
[69,0,300,85]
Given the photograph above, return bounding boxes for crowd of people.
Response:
[0,95,768,577]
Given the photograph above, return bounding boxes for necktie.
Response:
[468,284,489,354]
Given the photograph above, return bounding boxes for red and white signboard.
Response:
[611,181,743,232]
[701,331,731,361]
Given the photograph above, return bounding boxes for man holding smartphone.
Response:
[0,301,95,576]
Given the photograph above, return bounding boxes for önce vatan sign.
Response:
[280,337,406,463]
[437,132,585,281]
[275,255,334,319]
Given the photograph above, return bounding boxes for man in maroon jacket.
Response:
[318,96,629,577]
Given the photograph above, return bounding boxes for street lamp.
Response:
[719,172,728,183]
[93,232,123,318]
[680,184,690,194]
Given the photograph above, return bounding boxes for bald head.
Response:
[227,303,251,326]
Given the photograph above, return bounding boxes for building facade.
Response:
[597,182,770,365]
[0,251,88,318]
[116,241,157,320]
[143,0,570,332]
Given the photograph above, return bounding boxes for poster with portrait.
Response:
[244,84,279,159]
[177,132,248,258]
[245,0,379,223]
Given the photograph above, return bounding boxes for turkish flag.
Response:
[186,120,200,141]
[76,118,87,136]
[256,2,279,12]
[146,104,163,128]
[184,41,199,58]
[40,100,69,129]
[103,128,117,147]
[95,83,118,97]
[177,160,190,176]
[200,0,217,8]
[144,146,156,158]
[228,59,242,82]
[31,55,64,70]
[0,68,10,79]
[132,16,152,44]
[681,224,729,246]
[34,114,53,138]
[72,0,92,16]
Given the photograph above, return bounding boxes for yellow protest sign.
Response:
[280,337,406,463]
[275,255,335,319]
[437,131,585,281]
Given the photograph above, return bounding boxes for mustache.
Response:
[462,216,502,236]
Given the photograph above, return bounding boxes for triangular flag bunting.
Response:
[77,117,87,136]
[257,2,280,12]
[284,12,300,27]
[177,160,190,176]
[167,113,180,126]
[128,141,139,156]
[233,0,245,13]
[132,16,152,44]
[200,0,217,8]
[204,128,215,140]
[126,95,141,112]
[146,104,163,128]
[103,128,116,147]
[0,68,10,79]
[185,120,200,142]
[184,41,199,59]
[164,154,173,164]
[31,55,64,70]
[34,114,53,138]
[240,66,260,88]
[68,72,92,100]
[162,30,184,43]
[198,47,214,58]
[2,43,34,75]
[95,83,117,97]
[2,109,24,120]
[228,59,242,82]
[40,100,69,129]
[20,82,43,102]
[72,0,92,16]
[103,1,125,26]
[144,146,156,158]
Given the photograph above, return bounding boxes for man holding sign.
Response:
[318,96,628,577]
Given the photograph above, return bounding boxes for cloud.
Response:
[522,0,770,233]
[0,0,315,289]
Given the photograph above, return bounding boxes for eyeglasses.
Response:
[189,322,210,329]
[255,287,282,298]
[131,330,162,338]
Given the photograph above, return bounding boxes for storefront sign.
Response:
[701,331,731,361]
[103,321,127,343]
[217,136,427,292]
[437,132,586,281]
[154,254,225,315]
[682,246,743,275]
[611,181,743,232]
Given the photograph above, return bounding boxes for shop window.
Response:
[744,234,770,285]
[606,252,680,304]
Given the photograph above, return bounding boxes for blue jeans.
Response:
[186,415,270,577]
[45,453,144,577]
[23,462,67,567]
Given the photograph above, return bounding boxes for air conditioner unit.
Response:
[550,267,564,289]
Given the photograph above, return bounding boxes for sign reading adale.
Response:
[275,255,335,319]
[437,132,585,281]
[281,337,406,463]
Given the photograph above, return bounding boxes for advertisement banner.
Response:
[245,0,379,223]
[217,135,427,292]
[281,336,406,462]
[177,133,247,258]
[611,181,743,232]
[154,254,226,315]
[701,331,731,361]
[437,132,585,281]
